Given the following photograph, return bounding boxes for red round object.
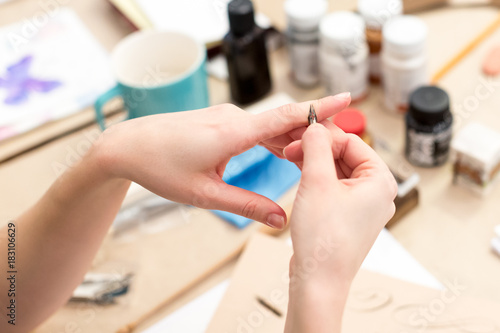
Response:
[332,108,366,136]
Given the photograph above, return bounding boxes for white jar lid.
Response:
[320,11,366,49]
[285,0,328,30]
[358,0,402,29]
[383,15,427,56]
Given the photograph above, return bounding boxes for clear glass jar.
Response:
[285,0,327,87]
[319,11,369,102]
[381,15,428,113]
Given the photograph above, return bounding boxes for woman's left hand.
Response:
[93,93,351,228]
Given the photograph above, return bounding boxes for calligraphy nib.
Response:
[308,104,317,125]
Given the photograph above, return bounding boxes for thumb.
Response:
[197,182,287,229]
[301,124,338,183]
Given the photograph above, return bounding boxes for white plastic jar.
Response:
[285,0,327,87]
[358,0,402,83]
[381,15,428,113]
[319,11,369,102]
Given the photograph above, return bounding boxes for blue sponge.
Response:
[212,146,301,228]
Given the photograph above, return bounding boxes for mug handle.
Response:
[94,85,122,130]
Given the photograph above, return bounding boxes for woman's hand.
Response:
[283,123,397,333]
[6,96,356,332]
[94,93,351,228]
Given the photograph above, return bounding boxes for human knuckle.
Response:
[214,121,232,137]
[193,192,210,209]
[384,172,398,199]
[346,133,357,140]
[377,179,397,202]
[241,198,260,218]
[345,133,362,144]
[220,103,239,111]
[275,103,298,122]
[193,182,220,209]
[390,179,398,199]
[387,202,396,219]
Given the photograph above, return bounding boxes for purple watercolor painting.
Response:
[0,55,62,105]
[0,8,115,142]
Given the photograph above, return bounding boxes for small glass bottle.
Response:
[358,0,402,83]
[319,11,369,103]
[285,0,327,87]
[381,15,428,113]
[223,0,272,105]
[405,86,453,167]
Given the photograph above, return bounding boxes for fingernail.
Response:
[266,214,285,229]
[335,92,351,99]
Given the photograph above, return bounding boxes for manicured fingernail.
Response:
[335,92,351,99]
[266,214,285,229]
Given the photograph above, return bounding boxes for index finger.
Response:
[250,93,351,143]
[338,134,398,200]
[335,134,388,178]
[284,124,390,178]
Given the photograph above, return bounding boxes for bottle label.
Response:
[406,126,452,167]
[383,65,427,113]
[320,52,369,100]
[289,42,319,86]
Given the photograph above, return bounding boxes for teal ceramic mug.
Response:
[94,30,209,129]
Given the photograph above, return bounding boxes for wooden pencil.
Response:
[431,12,500,83]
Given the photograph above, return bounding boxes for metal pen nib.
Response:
[308,104,317,125]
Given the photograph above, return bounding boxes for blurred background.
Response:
[2,0,500,332]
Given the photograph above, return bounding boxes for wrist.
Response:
[68,131,131,194]
[47,131,131,210]
[290,273,351,307]
[85,130,123,181]
[286,274,351,333]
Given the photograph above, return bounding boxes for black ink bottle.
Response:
[223,0,272,105]
[405,86,453,167]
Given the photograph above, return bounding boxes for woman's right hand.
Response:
[93,95,351,229]
[283,123,397,333]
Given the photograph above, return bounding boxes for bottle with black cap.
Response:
[223,0,271,105]
[405,86,453,167]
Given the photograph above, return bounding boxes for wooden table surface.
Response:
[1,0,500,332]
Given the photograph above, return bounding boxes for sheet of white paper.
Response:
[142,280,229,333]
[136,0,230,45]
[143,228,442,332]
[135,0,271,45]
[362,228,443,289]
